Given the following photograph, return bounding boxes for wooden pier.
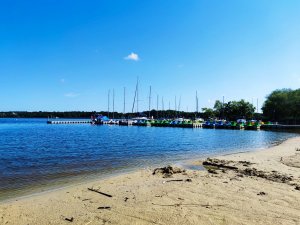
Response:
[47,120,91,124]
[193,123,202,128]
[47,120,299,132]
[261,124,300,131]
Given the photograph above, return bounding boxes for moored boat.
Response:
[245,120,261,130]
[91,114,109,125]
[202,121,215,129]
[215,120,226,129]
[235,119,246,129]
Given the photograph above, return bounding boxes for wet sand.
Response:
[1,137,300,225]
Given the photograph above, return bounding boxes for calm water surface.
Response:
[0,118,297,200]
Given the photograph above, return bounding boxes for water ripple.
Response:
[0,118,297,200]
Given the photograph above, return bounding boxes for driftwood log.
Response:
[88,188,113,198]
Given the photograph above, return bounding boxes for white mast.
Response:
[156,94,159,118]
[148,86,152,118]
[108,89,110,118]
[112,89,115,119]
[132,80,138,113]
[136,78,139,113]
[123,87,126,114]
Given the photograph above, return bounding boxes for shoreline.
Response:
[1,136,300,224]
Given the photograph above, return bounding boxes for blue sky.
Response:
[0,0,299,112]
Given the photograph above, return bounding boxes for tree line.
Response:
[201,99,259,121]
[0,110,204,120]
[0,88,299,124]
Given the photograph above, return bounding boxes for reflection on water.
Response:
[0,118,297,200]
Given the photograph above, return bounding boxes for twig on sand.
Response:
[152,203,224,208]
[65,217,74,222]
[88,188,113,198]
[166,179,192,182]
[203,161,238,170]
[98,206,111,210]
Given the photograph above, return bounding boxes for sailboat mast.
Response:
[108,89,110,118]
[112,89,115,119]
[136,78,139,113]
[161,96,164,118]
[175,96,177,118]
[148,86,151,118]
[123,87,126,115]
[132,78,138,114]
[156,94,159,118]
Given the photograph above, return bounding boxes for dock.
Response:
[261,124,300,131]
[46,119,202,128]
[193,123,202,128]
[47,120,91,124]
[46,120,300,132]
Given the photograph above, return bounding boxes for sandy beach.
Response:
[1,136,300,225]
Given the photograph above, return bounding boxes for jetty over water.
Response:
[47,120,91,124]
[46,120,299,132]
[47,119,202,128]
[261,124,300,131]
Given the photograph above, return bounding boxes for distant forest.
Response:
[1,88,299,124]
[0,109,262,121]
[0,110,206,120]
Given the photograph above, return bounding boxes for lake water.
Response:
[0,118,297,200]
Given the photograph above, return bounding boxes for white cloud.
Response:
[64,92,80,98]
[124,52,139,61]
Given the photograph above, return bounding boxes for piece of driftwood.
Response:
[65,217,74,222]
[98,206,111,209]
[88,188,112,197]
[166,179,183,182]
[166,179,192,183]
[152,203,224,208]
[202,161,238,170]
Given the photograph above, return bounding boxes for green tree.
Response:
[201,108,215,119]
[223,100,255,120]
[213,100,223,118]
[262,88,300,124]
